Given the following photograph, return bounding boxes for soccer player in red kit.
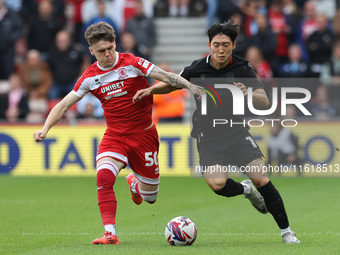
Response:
[33,22,203,245]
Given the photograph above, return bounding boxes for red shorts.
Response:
[96,125,160,185]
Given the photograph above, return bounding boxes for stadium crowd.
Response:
[0,0,340,123]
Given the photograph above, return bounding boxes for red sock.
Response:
[97,168,117,225]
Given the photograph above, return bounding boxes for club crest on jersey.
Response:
[118,67,128,79]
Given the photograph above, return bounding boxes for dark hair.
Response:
[207,19,240,43]
[85,22,116,46]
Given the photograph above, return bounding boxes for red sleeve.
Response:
[132,56,155,77]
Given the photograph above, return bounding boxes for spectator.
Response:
[0,73,29,122]
[126,0,157,61]
[267,121,303,168]
[232,12,250,58]
[332,8,340,41]
[295,1,318,61]
[242,0,262,37]
[311,85,336,120]
[104,0,154,32]
[0,0,23,80]
[215,0,240,23]
[168,0,190,17]
[27,0,65,60]
[23,0,66,23]
[3,0,22,13]
[19,49,52,101]
[310,0,336,20]
[306,14,334,77]
[267,0,291,63]
[277,44,308,77]
[120,32,147,59]
[282,0,303,44]
[245,46,273,79]
[65,0,85,43]
[282,0,303,23]
[151,62,187,124]
[83,0,119,61]
[48,30,84,100]
[320,42,340,86]
[249,14,277,69]
[206,0,218,28]
[85,0,118,35]
[77,93,104,119]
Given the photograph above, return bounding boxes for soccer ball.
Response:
[165,216,197,246]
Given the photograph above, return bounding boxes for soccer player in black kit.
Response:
[133,20,300,243]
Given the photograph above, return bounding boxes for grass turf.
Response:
[0,176,339,255]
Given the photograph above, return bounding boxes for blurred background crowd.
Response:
[0,0,340,125]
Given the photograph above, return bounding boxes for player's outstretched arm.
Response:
[133,82,177,102]
[33,92,82,142]
[148,66,204,100]
[233,82,269,109]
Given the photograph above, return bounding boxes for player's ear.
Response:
[89,47,94,56]
[232,41,236,50]
[208,41,211,50]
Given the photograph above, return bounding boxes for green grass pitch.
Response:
[1,176,340,255]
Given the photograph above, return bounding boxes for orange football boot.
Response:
[126,173,143,205]
[93,231,119,245]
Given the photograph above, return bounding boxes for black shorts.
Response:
[198,131,264,168]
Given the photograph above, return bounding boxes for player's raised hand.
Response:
[233,82,248,97]
[133,88,151,103]
[33,130,47,142]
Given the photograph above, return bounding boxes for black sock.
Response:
[258,181,289,229]
[214,178,244,197]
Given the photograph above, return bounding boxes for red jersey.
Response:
[73,52,154,134]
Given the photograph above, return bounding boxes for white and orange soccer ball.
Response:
[165,216,197,246]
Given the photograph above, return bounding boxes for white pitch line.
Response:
[20,232,340,236]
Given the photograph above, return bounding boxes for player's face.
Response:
[208,34,236,69]
[89,40,117,68]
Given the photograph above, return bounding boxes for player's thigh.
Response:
[128,126,160,186]
[245,158,269,188]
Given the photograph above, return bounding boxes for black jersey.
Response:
[180,54,264,147]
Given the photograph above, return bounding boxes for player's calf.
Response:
[140,188,159,204]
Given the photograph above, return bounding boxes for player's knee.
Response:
[251,178,269,189]
[206,178,227,192]
[140,188,159,204]
[96,161,119,188]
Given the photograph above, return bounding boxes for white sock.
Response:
[242,183,251,194]
[169,6,178,16]
[280,226,292,236]
[180,6,188,16]
[105,224,117,236]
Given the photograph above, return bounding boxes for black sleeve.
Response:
[244,63,264,90]
[179,65,191,80]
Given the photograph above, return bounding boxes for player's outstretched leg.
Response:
[93,231,120,245]
[256,180,300,243]
[204,173,267,214]
[241,179,268,214]
[126,173,143,205]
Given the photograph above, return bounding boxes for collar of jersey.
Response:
[97,51,119,71]
[206,54,233,67]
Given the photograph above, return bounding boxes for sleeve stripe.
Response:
[145,64,155,77]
